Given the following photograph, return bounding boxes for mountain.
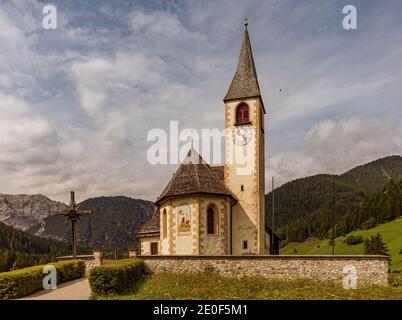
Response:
[0,194,66,231]
[29,196,155,250]
[0,220,72,272]
[340,155,402,192]
[265,155,402,244]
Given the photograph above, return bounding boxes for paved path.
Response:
[20,278,91,300]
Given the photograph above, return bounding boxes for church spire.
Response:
[224,18,262,103]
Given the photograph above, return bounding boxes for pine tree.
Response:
[364,233,389,256]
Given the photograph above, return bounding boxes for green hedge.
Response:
[89,259,144,296]
[0,260,86,300]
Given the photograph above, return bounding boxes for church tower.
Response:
[138,19,272,257]
[224,19,267,254]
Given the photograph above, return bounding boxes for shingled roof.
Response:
[155,148,235,205]
[210,166,224,182]
[224,21,264,112]
[138,211,160,237]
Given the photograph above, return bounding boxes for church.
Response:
[138,20,279,256]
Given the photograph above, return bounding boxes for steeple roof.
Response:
[155,148,235,205]
[224,20,263,107]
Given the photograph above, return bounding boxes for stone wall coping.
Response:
[57,255,95,261]
[137,254,390,261]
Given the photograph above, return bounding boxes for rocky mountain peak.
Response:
[0,193,67,231]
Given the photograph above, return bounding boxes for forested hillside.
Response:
[335,179,402,236]
[265,155,402,244]
[0,221,73,272]
[281,217,402,271]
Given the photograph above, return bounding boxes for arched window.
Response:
[207,205,218,235]
[162,209,167,239]
[235,103,249,124]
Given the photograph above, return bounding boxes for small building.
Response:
[138,20,280,255]
[137,213,160,255]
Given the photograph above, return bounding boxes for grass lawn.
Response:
[99,272,402,300]
[280,217,402,271]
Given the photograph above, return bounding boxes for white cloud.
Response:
[304,117,401,172]
[0,92,57,182]
[70,58,112,114]
[266,117,402,188]
[0,1,402,203]
[0,92,29,117]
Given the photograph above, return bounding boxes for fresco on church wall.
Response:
[177,203,191,234]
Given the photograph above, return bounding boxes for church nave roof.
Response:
[155,148,235,205]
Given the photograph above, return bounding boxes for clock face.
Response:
[232,126,253,146]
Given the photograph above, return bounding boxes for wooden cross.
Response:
[55,191,93,259]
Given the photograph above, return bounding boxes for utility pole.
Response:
[271,176,275,254]
[332,175,335,255]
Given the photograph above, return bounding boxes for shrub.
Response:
[89,259,144,296]
[389,272,402,287]
[343,235,364,246]
[0,260,85,300]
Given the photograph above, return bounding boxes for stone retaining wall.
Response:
[57,254,101,275]
[138,255,389,286]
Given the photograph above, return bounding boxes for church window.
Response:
[235,103,250,124]
[162,209,167,239]
[243,240,248,250]
[207,205,218,235]
[241,185,244,191]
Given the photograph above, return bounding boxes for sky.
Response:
[0,0,401,203]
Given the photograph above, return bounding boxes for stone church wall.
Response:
[137,255,389,286]
[199,196,230,255]
[157,195,230,256]
[140,236,160,255]
[164,196,199,255]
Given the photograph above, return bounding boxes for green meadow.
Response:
[99,272,402,300]
[280,217,402,271]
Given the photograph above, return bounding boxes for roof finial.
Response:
[187,132,194,151]
[244,16,248,28]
